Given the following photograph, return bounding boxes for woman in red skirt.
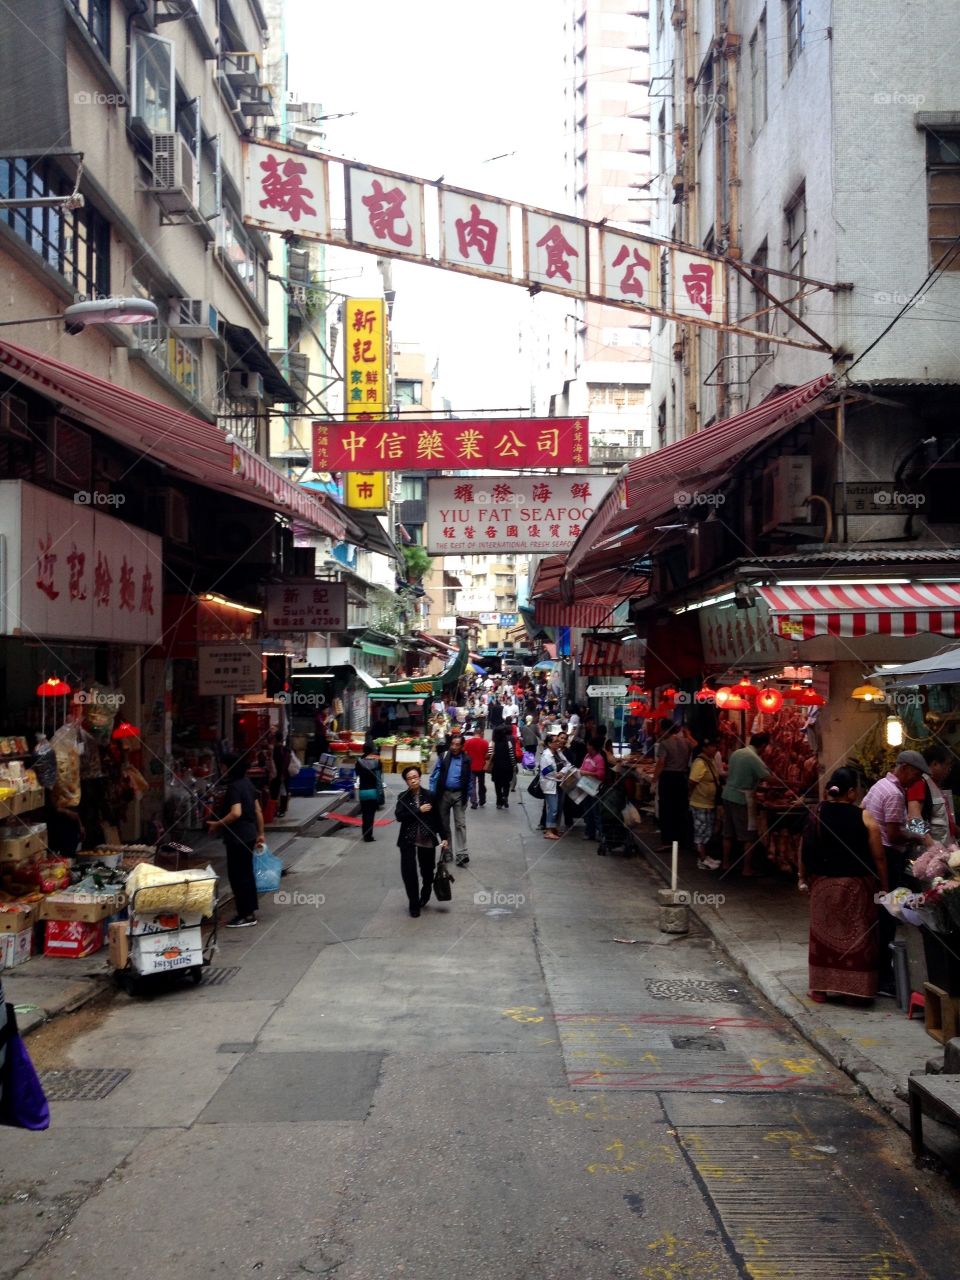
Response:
[801,767,888,1003]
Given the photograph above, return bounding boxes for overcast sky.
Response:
[286,0,570,412]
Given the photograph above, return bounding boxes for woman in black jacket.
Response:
[395,764,449,917]
[489,725,516,810]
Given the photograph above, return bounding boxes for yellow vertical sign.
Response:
[344,471,387,509]
[345,297,387,419]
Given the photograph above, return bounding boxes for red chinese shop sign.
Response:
[0,480,162,645]
[312,418,589,473]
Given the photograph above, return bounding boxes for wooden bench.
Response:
[908,1074,960,1157]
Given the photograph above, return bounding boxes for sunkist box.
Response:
[0,926,32,967]
[130,926,203,975]
[44,919,104,959]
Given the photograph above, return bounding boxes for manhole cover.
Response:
[201,966,240,986]
[39,1068,130,1101]
[671,1033,725,1051]
[646,978,747,1004]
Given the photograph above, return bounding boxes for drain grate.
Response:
[646,978,747,1004]
[39,1068,130,1101]
[201,966,240,987]
[217,1042,256,1054]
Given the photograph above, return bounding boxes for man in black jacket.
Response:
[429,734,473,867]
[395,765,449,916]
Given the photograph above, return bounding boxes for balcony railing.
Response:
[134,319,200,401]
[589,443,652,464]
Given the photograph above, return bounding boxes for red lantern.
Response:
[714,686,734,708]
[696,686,716,703]
[627,682,644,695]
[723,695,751,711]
[757,688,783,713]
[111,721,141,740]
[629,701,645,716]
[662,686,679,701]
[736,676,759,698]
[36,677,71,697]
[782,683,804,702]
[794,687,825,707]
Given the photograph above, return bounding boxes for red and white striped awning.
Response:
[758,583,960,640]
[578,636,623,677]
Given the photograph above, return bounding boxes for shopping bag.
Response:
[0,1004,50,1130]
[433,862,454,902]
[521,750,536,770]
[287,752,302,778]
[253,844,283,893]
[527,772,544,800]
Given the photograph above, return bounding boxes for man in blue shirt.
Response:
[430,734,473,866]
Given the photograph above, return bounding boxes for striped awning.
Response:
[579,636,623,677]
[757,583,960,640]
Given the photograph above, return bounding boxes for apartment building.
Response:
[649,0,960,441]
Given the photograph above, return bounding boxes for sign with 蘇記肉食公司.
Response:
[426,474,615,554]
[313,418,589,473]
[265,583,347,632]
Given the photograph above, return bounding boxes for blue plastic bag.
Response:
[521,750,536,770]
[253,844,283,893]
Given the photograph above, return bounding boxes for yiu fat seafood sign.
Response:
[426,475,615,554]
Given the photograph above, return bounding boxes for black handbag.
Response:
[527,772,544,800]
[433,862,454,902]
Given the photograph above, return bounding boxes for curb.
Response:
[638,832,913,1133]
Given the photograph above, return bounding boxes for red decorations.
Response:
[793,687,826,707]
[696,686,716,704]
[782,684,805,703]
[757,688,784,714]
[111,722,141,740]
[662,687,679,701]
[714,686,735,708]
[723,695,751,711]
[36,677,71,697]
[736,677,760,698]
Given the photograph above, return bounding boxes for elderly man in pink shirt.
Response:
[862,750,927,996]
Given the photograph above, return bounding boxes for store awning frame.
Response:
[0,338,345,539]
[566,374,837,576]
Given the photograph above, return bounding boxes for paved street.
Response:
[4,788,960,1280]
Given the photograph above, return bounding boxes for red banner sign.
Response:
[313,417,589,472]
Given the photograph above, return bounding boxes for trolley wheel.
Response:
[188,965,204,985]
[118,970,138,997]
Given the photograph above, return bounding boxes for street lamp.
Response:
[0,298,158,334]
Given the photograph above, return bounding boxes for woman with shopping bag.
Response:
[207,752,265,928]
[395,765,450,917]
[355,741,385,843]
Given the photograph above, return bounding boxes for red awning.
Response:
[0,338,345,540]
[758,582,960,640]
[578,636,623,677]
[567,374,836,575]
[532,559,649,629]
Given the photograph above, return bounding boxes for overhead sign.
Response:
[344,471,387,509]
[458,591,497,614]
[242,144,833,352]
[198,645,263,696]
[314,417,589,473]
[426,474,616,554]
[344,298,386,419]
[586,685,628,698]
[264,583,348,632]
[0,480,162,645]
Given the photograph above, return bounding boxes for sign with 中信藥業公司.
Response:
[265,583,347,633]
[198,645,263,696]
[313,417,589,472]
[425,474,615,554]
[586,685,628,698]
[344,472,387,509]
[343,298,387,421]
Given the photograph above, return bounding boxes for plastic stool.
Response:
[907,991,926,1021]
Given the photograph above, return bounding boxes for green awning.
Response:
[358,641,398,658]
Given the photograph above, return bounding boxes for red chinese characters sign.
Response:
[672,250,725,324]
[312,418,589,472]
[264,583,348,633]
[244,142,330,239]
[440,189,510,277]
[346,166,425,258]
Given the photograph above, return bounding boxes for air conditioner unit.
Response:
[761,456,812,533]
[169,299,219,340]
[149,133,195,213]
[227,371,265,400]
[239,84,275,117]
[222,51,261,90]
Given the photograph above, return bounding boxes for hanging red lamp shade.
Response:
[695,686,716,703]
[722,695,751,711]
[782,683,805,702]
[794,687,826,707]
[629,701,646,716]
[735,676,760,698]
[111,721,141,740]
[37,677,71,697]
[662,686,679,701]
[714,686,735,708]
[757,688,784,714]
[627,682,644,696]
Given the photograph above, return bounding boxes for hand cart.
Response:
[113,873,219,996]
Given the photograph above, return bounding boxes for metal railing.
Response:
[134,319,200,401]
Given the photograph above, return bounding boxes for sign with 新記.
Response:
[313,417,589,473]
[426,474,615,554]
[264,583,348,632]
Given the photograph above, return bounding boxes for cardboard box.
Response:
[108,920,129,970]
[130,912,202,937]
[0,790,44,818]
[40,890,126,923]
[131,926,203,975]
[0,901,37,933]
[0,828,47,864]
[43,919,104,958]
[0,926,32,967]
